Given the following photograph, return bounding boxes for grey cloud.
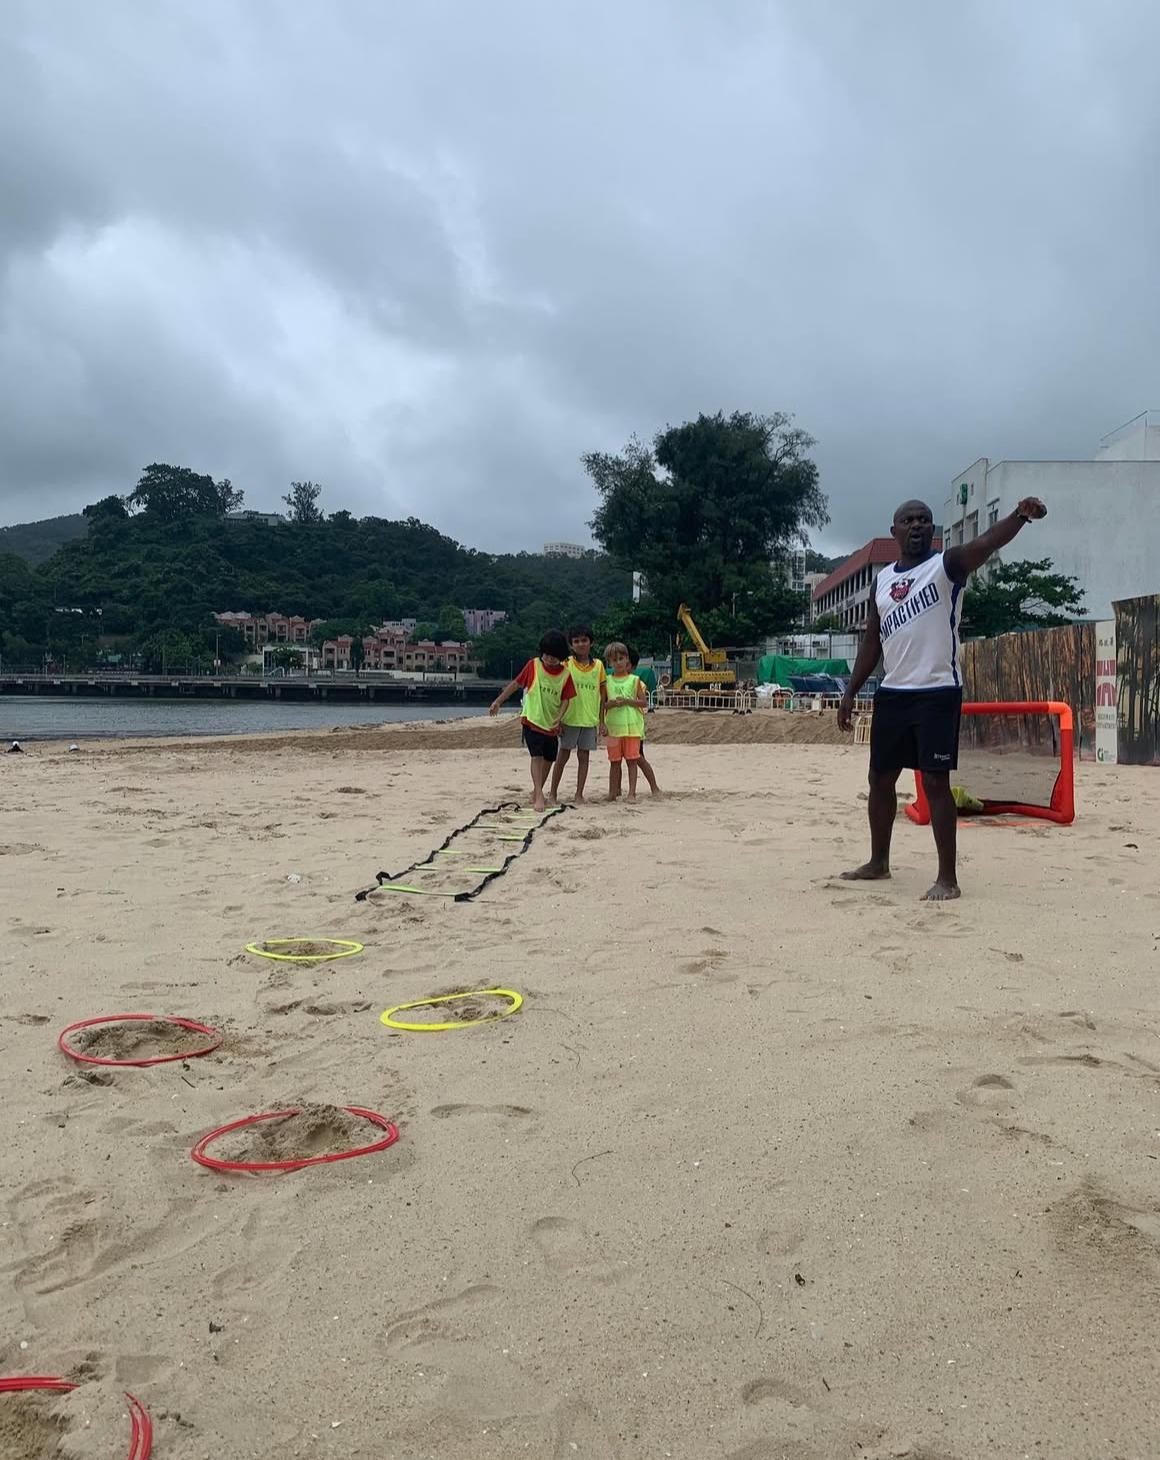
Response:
[2,0,1159,554]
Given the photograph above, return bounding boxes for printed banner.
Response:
[1095,620,1117,764]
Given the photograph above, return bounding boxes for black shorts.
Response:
[869,687,962,774]
[522,725,560,763]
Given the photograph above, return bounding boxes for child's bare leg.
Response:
[627,761,639,801]
[575,749,590,803]
[549,747,571,802]
[637,752,660,795]
[608,761,622,800]
[530,757,549,813]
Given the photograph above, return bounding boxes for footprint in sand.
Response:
[729,1378,855,1460]
[383,1284,595,1429]
[679,951,737,983]
[61,1070,116,1090]
[530,1215,633,1284]
[956,1074,1020,1110]
[429,1103,535,1124]
[741,1377,811,1410]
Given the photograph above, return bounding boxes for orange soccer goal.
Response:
[905,700,1075,827]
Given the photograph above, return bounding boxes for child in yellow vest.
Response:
[601,641,649,802]
[628,645,661,796]
[549,624,606,805]
[489,630,576,812]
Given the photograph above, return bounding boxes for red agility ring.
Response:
[58,1013,224,1068]
[0,1376,152,1459]
[191,1105,400,1174]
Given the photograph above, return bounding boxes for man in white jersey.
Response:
[837,495,1047,900]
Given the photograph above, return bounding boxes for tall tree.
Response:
[585,410,827,641]
[127,463,243,521]
[436,605,468,640]
[283,481,325,524]
[962,558,1085,638]
[83,495,129,523]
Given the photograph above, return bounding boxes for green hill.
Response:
[0,513,87,564]
[0,489,629,675]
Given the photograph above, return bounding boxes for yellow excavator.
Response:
[670,603,737,692]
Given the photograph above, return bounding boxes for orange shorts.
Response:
[606,736,641,762]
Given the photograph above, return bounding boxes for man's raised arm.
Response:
[944,497,1047,583]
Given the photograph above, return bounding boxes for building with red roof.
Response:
[812,535,941,631]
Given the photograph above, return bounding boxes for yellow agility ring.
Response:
[380,988,523,1032]
[245,938,364,963]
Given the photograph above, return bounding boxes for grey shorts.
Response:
[559,724,598,751]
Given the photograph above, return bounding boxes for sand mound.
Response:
[0,1384,133,1460]
[217,1103,375,1164]
[0,1391,63,1460]
[399,991,515,1025]
[252,939,350,960]
[82,706,849,757]
[69,1017,207,1061]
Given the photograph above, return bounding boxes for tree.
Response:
[137,628,201,673]
[270,646,305,671]
[127,463,243,521]
[471,620,537,678]
[436,605,468,641]
[592,598,671,657]
[586,411,827,641]
[83,495,129,523]
[805,549,838,574]
[812,612,844,632]
[961,558,1085,638]
[309,618,362,646]
[283,481,324,524]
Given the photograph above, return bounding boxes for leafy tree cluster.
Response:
[584,410,828,653]
[961,558,1085,638]
[0,463,627,672]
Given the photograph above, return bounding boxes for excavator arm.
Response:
[676,603,712,657]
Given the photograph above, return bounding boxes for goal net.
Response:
[905,700,1075,826]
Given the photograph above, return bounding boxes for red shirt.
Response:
[516,658,575,734]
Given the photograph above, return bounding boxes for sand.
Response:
[2,717,1159,1459]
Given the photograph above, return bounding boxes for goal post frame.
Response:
[905,700,1075,826]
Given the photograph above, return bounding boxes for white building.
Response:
[543,541,587,559]
[775,546,808,593]
[942,411,1160,621]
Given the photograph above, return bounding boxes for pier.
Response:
[0,670,506,703]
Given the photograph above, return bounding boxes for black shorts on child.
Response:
[522,725,560,763]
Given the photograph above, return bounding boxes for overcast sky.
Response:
[2,0,1158,555]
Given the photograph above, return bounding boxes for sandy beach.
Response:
[2,715,1159,1459]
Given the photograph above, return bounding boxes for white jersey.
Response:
[875,552,963,691]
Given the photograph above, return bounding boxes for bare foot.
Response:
[532,797,547,813]
[841,861,891,882]
[921,880,961,901]
[574,794,586,805]
[627,793,638,803]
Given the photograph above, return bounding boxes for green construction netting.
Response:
[757,655,850,686]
